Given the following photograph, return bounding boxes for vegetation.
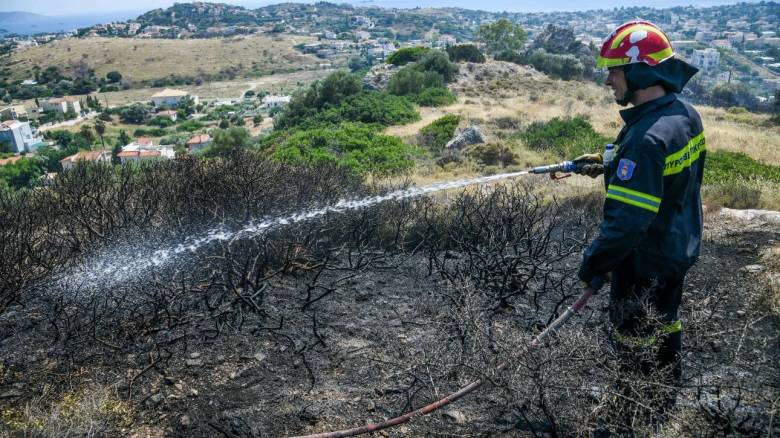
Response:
[519,115,611,159]
[467,143,517,167]
[413,87,456,107]
[446,44,486,63]
[386,67,444,97]
[270,122,422,176]
[386,47,430,66]
[476,19,528,56]
[704,150,780,185]
[418,114,461,152]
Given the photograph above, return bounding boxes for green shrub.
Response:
[414,87,457,107]
[386,67,444,97]
[417,50,459,82]
[176,120,204,132]
[274,71,363,129]
[148,117,176,128]
[466,143,517,167]
[703,182,763,210]
[386,47,430,66]
[271,122,423,176]
[446,44,486,63]
[419,114,461,152]
[519,115,610,159]
[313,92,421,127]
[704,150,780,185]
[132,128,168,137]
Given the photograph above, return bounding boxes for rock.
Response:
[129,426,166,438]
[189,388,199,397]
[740,264,764,274]
[254,352,267,362]
[146,393,163,407]
[185,358,203,367]
[445,126,486,151]
[365,400,376,412]
[189,352,201,359]
[720,208,780,224]
[363,63,399,90]
[178,415,192,428]
[443,409,467,424]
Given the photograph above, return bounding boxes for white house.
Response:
[151,89,198,108]
[60,150,111,170]
[690,48,720,70]
[156,110,178,122]
[262,95,291,109]
[41,97,81,114]
[0,120,44,153]
[117,137,175,164]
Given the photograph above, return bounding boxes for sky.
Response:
[0,0,765,16]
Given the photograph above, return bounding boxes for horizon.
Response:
[0,0,769,16]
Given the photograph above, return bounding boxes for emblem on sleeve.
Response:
[617,158,636,181]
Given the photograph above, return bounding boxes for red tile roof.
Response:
[0,155,24,166]
[186,134,211,145]
[60,150,107,163]
[117,150,162,158]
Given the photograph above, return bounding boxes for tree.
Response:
[119,104,150,124]
[117,130,131,148]
[79,125,95,145]
[94,120,106,150]
[253,114,263,126]
[219,118,230,129]
[177,96,196,118]
[106,71,123,83]
[476,19,528,56]
[532,24,582,55]
[205,127,251,157]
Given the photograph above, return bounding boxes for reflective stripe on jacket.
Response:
[579,93,705,284]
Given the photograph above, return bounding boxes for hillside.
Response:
[5,34,322,84]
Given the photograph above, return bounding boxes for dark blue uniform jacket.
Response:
[579,93,705,285]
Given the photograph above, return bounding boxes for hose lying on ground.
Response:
[290,288,595,438]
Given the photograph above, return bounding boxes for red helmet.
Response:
[597,20,675,68]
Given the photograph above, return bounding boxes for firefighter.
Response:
[572,21,705,418]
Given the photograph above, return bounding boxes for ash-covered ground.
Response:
[1,159,778,437]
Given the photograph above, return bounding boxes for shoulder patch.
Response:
[617,158,636,181]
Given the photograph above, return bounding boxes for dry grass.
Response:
[7,34,321,83]
[1,384,133,437]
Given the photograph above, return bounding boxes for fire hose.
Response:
[290,286,597,438]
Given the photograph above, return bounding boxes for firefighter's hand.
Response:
[573,153,604,178]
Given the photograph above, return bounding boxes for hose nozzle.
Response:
[529,161,584,175]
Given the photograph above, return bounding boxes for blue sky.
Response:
[0,0,762,16]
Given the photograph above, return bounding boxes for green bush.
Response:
[704,150,780,185]
[414,87,457,107]
[176,120,204,132]
[417,50,459,82]
[466,143,517,167]
[133,128,168,137]
[148,117,176,128]
[519,115,610,159]
[386,67,444,97]
[419,114,461,152]
[446,44,486,63]
[271,122,423,176]
[386,47,430,66]
[316,92,420,127]
[274,71,363,129]
[703,182,763,210]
